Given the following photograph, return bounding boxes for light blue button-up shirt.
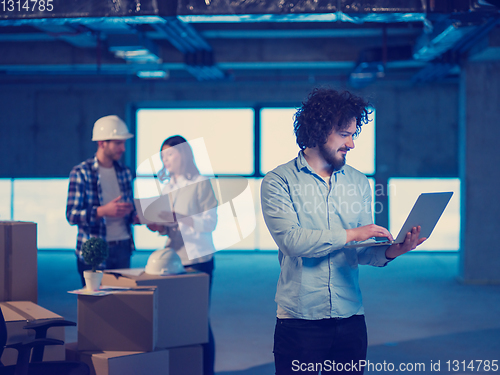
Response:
[261,151,391,320]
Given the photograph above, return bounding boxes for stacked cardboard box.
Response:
[75,287,165,375]
[67,342,202,375]
[168,344,203,375]
[74,276,206,375]
[0,221,71,367]
[78,349,170,375]
[0,221,37,304]
[77,288,159,352]
[101,270,209,348]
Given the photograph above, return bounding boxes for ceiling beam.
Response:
[200,28,421,39]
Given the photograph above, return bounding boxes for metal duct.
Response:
[349,45,413,86]
[177,0,427,15]
[413,21,479,61]
[107,33,161,63]
[1,0,498,84]
[177,0,430,23]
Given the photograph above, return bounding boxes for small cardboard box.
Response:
[102,270,209,348]
[80,350,169,375]
[0,221,37,303]
[0,301,65,365]
[65,341,80,361]
[66,343,169,375]
[169,345,203,375]
[77,288,158,352]
[67,342,200,375]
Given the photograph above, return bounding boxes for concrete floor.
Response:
[38,251,500,374]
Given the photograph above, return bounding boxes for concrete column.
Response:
[459,60,500,284]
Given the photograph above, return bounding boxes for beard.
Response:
[319,143,348,171]
[104,147,123,161]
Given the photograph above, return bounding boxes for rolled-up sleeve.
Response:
[354,180,392,267]
[66,168,98,227]
[357,245,392,266]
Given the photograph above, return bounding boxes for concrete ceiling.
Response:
[0,0,499,86]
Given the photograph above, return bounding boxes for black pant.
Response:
[274,315,368,375]
[186,259,215,375]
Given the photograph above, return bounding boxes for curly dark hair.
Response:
[294,88,372,150]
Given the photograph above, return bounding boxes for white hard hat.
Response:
[92,115,134,141]
[145,248,186,276]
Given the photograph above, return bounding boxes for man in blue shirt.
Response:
[261,88,425,374]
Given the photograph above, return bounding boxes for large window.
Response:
[0,179,12,221]
[12,179,77,249]
[388,178,460,251]
[347,109,375,175]
[134,106,382,251]
[135,108,257,251]
[260,108,375,175]
[260,108,298,174]
[134,176,261,251]
[136,109,254,176]
[2,105,460,253]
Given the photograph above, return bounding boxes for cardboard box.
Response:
[77,288,158,352]
[65,341,79,361]
[0,221,37,303]
[66,342,169,375]
[79,349,169,375]
[102,270,209,349]
[169,345,203,375]
[0,301,65,365]
[67,342,200,375]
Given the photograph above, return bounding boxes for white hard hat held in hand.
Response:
[92,115,134,141]
[145,248,186,276]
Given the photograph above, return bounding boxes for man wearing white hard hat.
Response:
[66,115,138,286]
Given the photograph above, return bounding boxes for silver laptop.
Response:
[345,192,453,248]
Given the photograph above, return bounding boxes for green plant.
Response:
[81,237,109,272]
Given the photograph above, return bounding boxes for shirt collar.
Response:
[296,150,345,177]
[92,155,123,172]
[170,174,190,187]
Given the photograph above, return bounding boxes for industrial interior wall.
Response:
[459,60,500,283]
[0,80,458,178]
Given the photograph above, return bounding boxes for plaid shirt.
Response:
[66,155,136,258]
